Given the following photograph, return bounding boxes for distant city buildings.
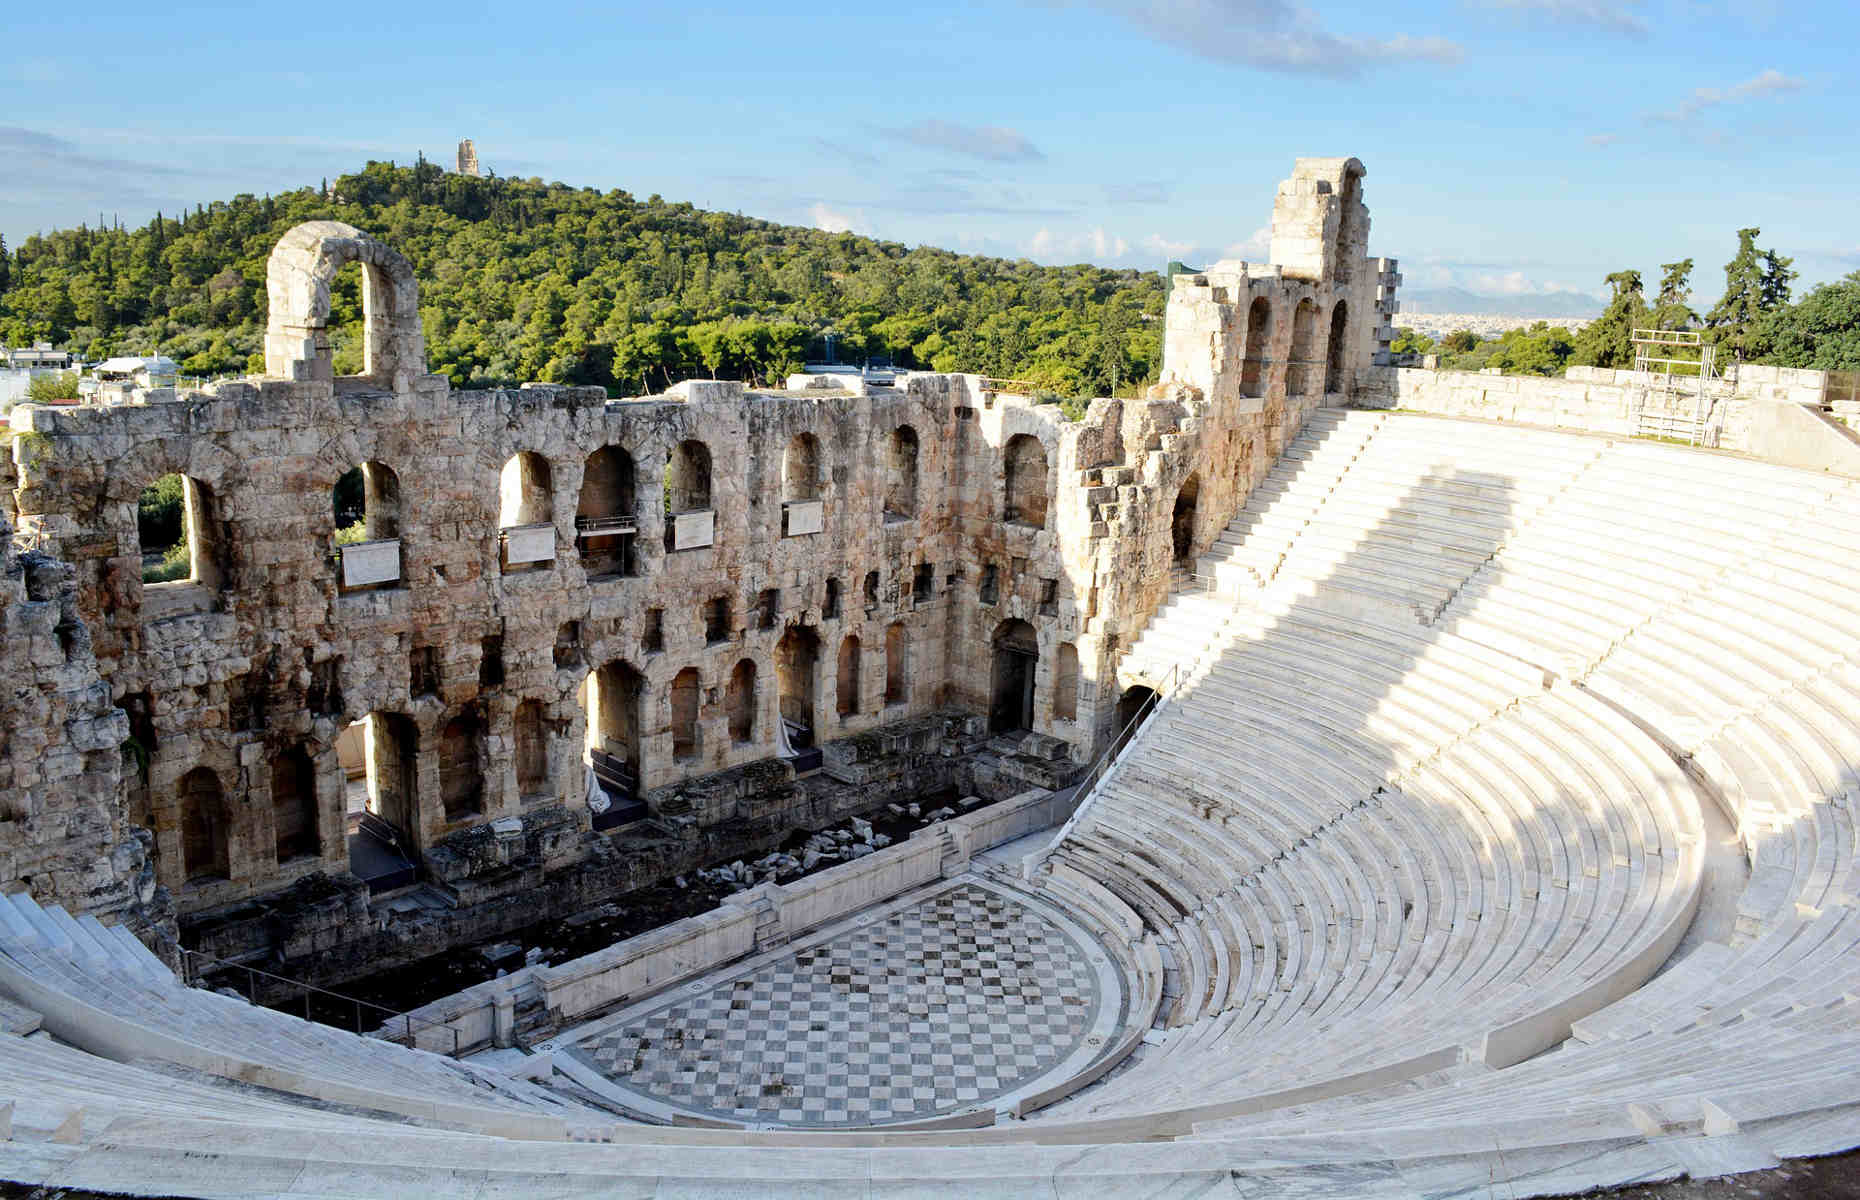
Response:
[1395,311,1595,340]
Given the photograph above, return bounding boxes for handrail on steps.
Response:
[1025,571,1230,879]
[177,945,462,1057]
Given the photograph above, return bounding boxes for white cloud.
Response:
[1223,226,1273,260]
[1478,0,1647,34]
[1028,227,1130,261]
[1075,0,1462,78]
[1648,68,1805,122]
[809,203,865,234]
[1586,132,1621,147]
[885,119,1046,163]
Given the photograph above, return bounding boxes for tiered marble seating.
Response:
[0,892,601,1139]
[4,409,1860,1198]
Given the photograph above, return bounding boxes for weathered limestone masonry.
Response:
[0,506,165,947]
[1,158,1392,976]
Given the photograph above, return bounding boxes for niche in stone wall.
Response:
[1003,435,1048,529]
[670,668,702,761]
[1240,297,1272,399]
[577,446,638,578]
[1053,642,1080,722]
[884,425,919,521]
[727,659,757,744]
[439,705,486,822]
[271,746,319,863]
[1173,473,1201,567]
[884,622,908,707]
[1324,300,1349,395]
[180,766,230,883]
[836,634,862,718]
[1289,299,1320,397]
[514,699,550,800]
[823,577,842,619]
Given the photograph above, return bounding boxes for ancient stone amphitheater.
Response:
[2,159,1858,1197]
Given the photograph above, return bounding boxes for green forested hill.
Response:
[0,159,1164,396]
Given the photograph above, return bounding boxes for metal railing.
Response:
[1029,569,1232,873]
[178,946,461,1057]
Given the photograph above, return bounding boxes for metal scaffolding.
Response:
[1629,328,1719,447]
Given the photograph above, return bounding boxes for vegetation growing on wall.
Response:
[0,160,1164,399]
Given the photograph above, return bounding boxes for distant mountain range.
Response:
[1399,287,1604,320]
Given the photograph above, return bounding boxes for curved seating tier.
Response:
[4,408,1860,1198]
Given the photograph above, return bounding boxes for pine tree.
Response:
[1759,249,1796,310]
[1708,228,1771,361]
[0,233,11,296]
[1572,270,1645,368]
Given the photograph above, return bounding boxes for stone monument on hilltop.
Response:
[456,139,481,177]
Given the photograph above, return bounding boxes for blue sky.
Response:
[3,0,1855,305]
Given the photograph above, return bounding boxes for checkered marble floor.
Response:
[565,882,1106,1126]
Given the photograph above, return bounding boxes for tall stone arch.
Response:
[264,220,425,389]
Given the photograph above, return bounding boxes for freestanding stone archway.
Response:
[264,220,425,389]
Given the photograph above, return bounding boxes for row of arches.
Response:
[584,622,919,772]
[133,423,1053,603]
[1238,296,1351,400]
[177,749,319,885]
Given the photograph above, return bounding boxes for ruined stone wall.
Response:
[0,503,163,939]
[1,155,1396,941]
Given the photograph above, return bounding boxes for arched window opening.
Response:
[582,660,644,804]
[576,445,638,578]
[836,635,862,718]
[1003,434,1048,529]
[884,622,908,706]
[1240,297,1272,399]
[439,705,485,822]
[514,699,550,799]
[332,461,404,591]
[1289,299,1320,397]
[1173,473,1201,567]
[138,473,222,595]
[264,221,424,389]
[782,433,821,501]
[1054,642,1080,722]
[340,713,421,888]
[884,425,919,521]
[180,766,230,883]
[671,668,702,761]
[823,577,842,620]
[1113,685,1160,757]
[271,746,319,863]
[782,432,824,536]
[499,451,555,572]
[990,619,1040,733]
[776,626,820,751]
[1324,300,1349,395]
[727,659,757,744]
[665,439,715,551]
[1332,170,1362,286]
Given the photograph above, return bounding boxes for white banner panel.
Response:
[672,510,715,550]
[341,539,401,587]
[503,523,555,564]
[784,499,824,536]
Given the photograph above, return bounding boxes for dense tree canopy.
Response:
[0,161,1165,401]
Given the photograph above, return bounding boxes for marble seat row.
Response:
[0,892,602,1139]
